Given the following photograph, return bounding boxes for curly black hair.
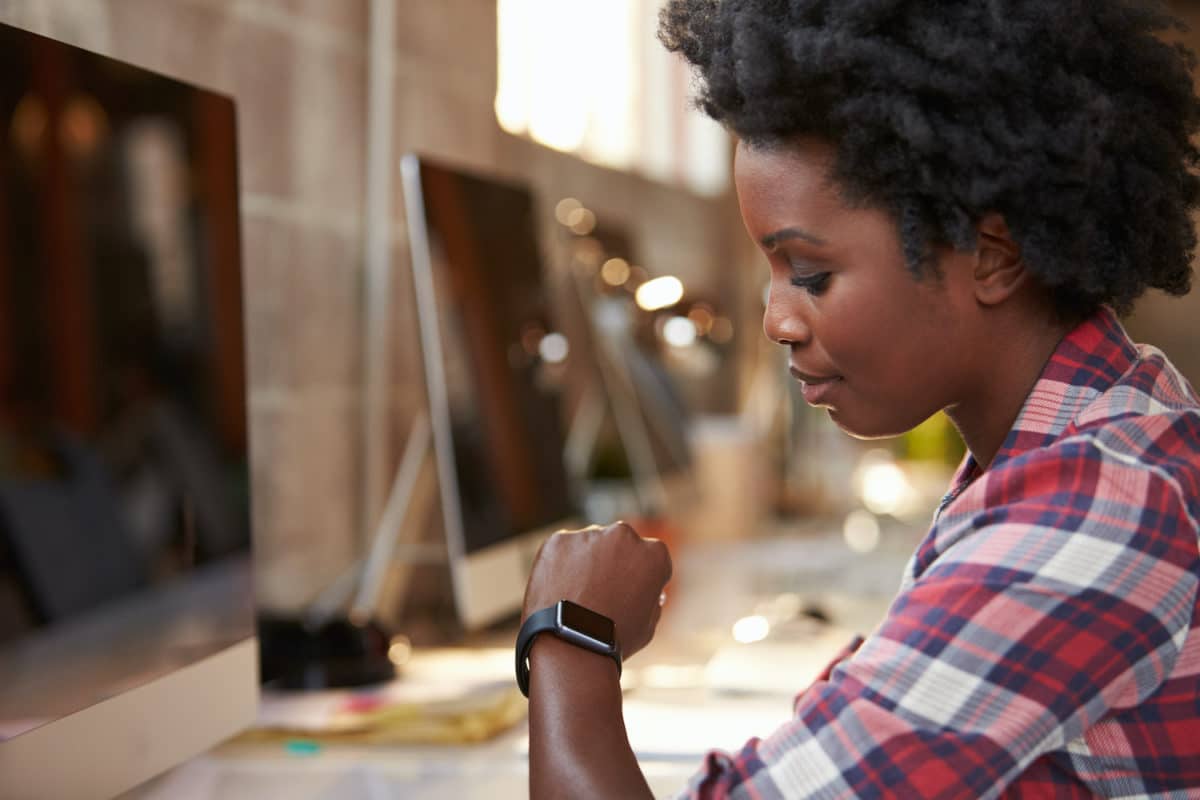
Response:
[659,0,1200,318]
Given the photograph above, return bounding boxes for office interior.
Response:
[1,1,1199,798]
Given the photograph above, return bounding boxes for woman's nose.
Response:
[762,283,810,347]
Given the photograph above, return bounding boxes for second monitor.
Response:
[401,154,578,631]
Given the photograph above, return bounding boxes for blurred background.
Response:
[0,0,1195,631]
[1,3,1199,797]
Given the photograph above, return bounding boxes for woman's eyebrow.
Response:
[760,226,827,249]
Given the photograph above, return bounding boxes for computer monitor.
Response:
[401,154,578,630]
[559,227,694,515]
[0,22,256,797]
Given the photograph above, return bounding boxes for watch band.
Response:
[515,600,621,697]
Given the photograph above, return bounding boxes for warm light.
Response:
[539,332,570,363]
[521,323,546,355]
[635,275,684,311]
[732,615,770,644]
[494,0,530,135]
[60,94,108,158]
[857,450,915,516]
[687,305,714,334]
[387,636,413,666]
[662,316,697,348]
[600,257,631,286]
[496,0,637,162]
[843,509,881,553]
[573,237,604,271]
[555,197,582,226]
[10,93,48,157]
[709,317,734,344]
[566,206,596,235]
[496,0,620,154]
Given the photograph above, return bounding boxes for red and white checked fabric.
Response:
[678,308,1200,799]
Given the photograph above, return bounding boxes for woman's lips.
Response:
[789,366,842,405]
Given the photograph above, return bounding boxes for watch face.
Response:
[559,600,615,647]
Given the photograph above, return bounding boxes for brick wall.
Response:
[0,0,739,610]
[7,0,1193,614]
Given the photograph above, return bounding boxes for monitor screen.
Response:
[401,154,577,629]
[0,22,256,797]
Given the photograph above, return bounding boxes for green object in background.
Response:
[902,411,965,465]
[283,739,322,757]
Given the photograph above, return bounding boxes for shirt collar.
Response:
[948,306,1137,488]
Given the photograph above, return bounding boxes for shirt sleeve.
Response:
[673,442,1199,799]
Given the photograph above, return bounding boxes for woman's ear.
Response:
[973,213,1027,307]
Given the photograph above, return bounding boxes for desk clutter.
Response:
[224,648,525,747]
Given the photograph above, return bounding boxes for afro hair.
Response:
[659,0,1200,318]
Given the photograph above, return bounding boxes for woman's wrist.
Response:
[527,632,622,695]
[527,629,650,799]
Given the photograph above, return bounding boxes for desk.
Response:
[129,520,921,799]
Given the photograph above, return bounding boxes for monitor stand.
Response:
[256,612,395,689]
[258,414,433,689]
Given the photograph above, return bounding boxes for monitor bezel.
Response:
[0,638,256,799]
[400,153,576,631]
[0,20,258,795]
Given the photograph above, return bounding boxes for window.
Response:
[495,0,730,196]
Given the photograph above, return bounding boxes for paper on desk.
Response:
[623,627,859,760]
[232,647,527,746]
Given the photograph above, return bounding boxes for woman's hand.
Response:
[523,521,672,659]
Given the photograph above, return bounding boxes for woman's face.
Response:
[734,138,980,439]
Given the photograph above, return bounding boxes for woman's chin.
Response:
[826,409,918,441]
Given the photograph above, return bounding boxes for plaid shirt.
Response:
[678,308,1200,799]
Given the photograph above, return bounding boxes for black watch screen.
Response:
[560,599,615,647]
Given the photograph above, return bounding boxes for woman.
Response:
[519,1,1200,797]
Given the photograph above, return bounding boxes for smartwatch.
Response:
[515,599,621,697]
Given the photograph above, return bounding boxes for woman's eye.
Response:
[790,271,831,296]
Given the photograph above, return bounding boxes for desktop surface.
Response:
[129,519,918,799]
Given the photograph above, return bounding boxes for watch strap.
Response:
[515,602,621,697]
[515,605,557,697]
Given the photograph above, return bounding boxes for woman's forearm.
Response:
[528,635,654,800]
